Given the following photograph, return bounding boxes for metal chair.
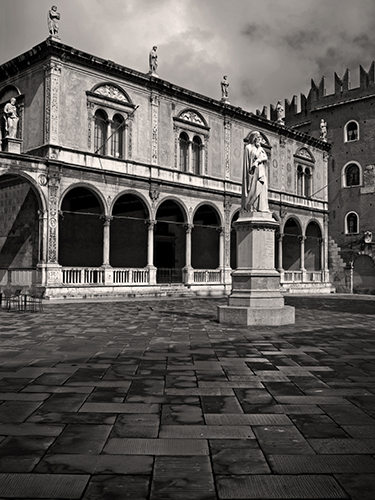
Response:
[25,287,46,313]
[2,288,23,312]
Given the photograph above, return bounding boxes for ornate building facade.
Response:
[284,64,375,293]
[0,38,332,299]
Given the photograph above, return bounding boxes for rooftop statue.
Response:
[320,119,327,141]
[241,131,269,213]
[48,5,60,37]
[276,100,284,124]
[221,75,229,101]
[149,46,158,74]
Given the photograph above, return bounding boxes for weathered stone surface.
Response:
[205,414,292,425]
[217,474,348,498]
[269,454,375,473]
[160,425,255,439]
[0,473,89,498]
[151,456,215,499]
[104,438,209,455]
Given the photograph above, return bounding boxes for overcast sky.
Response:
[1,0,375,113]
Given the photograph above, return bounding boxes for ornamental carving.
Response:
[47,171,60,263]
[94,85,128,102]
[44,61,61,144]
[296,147,314,162]
[224,118,231,180]
[179,111,205,126]
[150,93,159,164]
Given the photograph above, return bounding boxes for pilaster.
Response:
[44,60,62,145]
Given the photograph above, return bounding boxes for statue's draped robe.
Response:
[241,143,269,212]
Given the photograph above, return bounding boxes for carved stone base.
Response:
[147,71,159,78]
[217,211,295,326]
[2,137,22,154]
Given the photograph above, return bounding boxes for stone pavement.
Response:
[0,294,374,499]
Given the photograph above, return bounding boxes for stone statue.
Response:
[242,131,269,212]
[48,5,60,37]
[4,98,19,139]
[320,119,327,141]
[276,100,284,124]
[221,75,229,100]
[149,46,158,73]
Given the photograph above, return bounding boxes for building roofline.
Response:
[0,38,330,152]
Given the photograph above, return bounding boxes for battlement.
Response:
[260,62,375,122]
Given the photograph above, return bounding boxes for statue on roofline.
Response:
[48,5,60,37]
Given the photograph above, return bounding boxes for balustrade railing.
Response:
[306,271,323,282]
[193,269,222,283]
[113,268,150,284]
[283,271,303,283]
[62,268,104,284]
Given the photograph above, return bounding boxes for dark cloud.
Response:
[283,30,320,51]
[241,23,264,40]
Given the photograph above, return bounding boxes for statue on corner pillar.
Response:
[48,5,60,37]
[149,46,158,75]
[241,131,269,213]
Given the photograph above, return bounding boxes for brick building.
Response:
[0,36,332,299]
[283,65,375,293]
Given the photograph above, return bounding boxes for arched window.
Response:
[296,165,311,197]
[345,212,359,234]
[344,163,360,187]
[346,121,359,142]
[111,114,124,158]
[192,136,201,174]
[179,132,189,172]
[304,167,311,197]
[94,109,107,155]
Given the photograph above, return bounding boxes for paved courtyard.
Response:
[0,294,374,499]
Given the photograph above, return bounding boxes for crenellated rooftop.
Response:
[261,62,375,121]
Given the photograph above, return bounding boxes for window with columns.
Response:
[87,83,135,159]
[173,109,209,174]
[294,148,315,198]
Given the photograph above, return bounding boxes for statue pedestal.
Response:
[147,71,159,78]
[218,212,295,325]
[2,137,22,154]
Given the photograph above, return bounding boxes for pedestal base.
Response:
[217,304,295,326]
[2,137,22,154]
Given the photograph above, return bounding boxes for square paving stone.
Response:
[104,438,209,455]
[268,454,375,474]
[82,474,150,500]
[151,456,215,500]
[0,456,41,473]
[201,396,244,414]
[217,474,348,499]
[161,404,204,424]
[0,423,64,436]
[293,423,349,439]
[159,425,254,439]
[0,473,89,499]
[0,402,42,423]
[47,424,112,454]
[212,446,270,475]
[0,434,56,457]
[319,404,375,425]
[334,473,375,500]
[253,426,315,455]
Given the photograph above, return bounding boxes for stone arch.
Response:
[305,220,322,271]
[59,185,105,267]
[155,198,188,283]
[192,203,221,270]
[0,173,43,272]
[110,192,150,268]
[282,217,302,271]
